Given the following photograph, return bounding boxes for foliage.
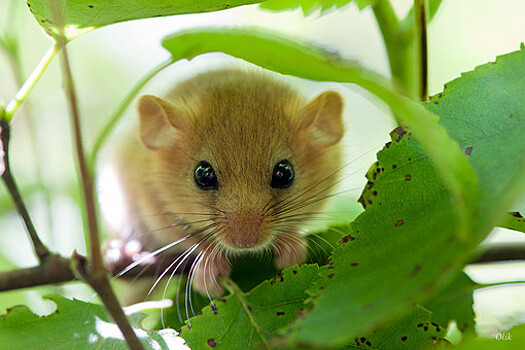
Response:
[0,0,524,349]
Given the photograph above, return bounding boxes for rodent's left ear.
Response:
[297,91,344,147]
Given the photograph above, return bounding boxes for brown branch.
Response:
[0,120,50,261]
[414,0,428,101]
[51,2,143,347]
[0,253,75,292]
[469,243,525,264]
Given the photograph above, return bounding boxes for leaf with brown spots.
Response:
[498,211,525,234]
[283,46,525,347]
[179,265,319,349]
[344,306,443,350]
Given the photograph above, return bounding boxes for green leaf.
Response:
[499,212,525,233]
[26,0,264,40]
[452,324,525,350]
[259,0,364,16]
[424,272,476,335]
[161,27,478,239]
[178,264,319,349]
[345,306,445,349]
[0,295,185,350]
[284,47,525,346]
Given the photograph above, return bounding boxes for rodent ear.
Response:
[137,95,187,149]
[297,91,344,147]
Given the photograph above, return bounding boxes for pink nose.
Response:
[224,209,264,249]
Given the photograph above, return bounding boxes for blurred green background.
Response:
[0,0,524,338]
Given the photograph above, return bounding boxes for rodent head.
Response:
[137,70,344,253]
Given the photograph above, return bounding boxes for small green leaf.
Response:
[179,264,319,349]
[424,272,476,335]
[345,306,445,349]
[26,0,264,39]
[498,212,525,233]
[0,295,185,349]
[259,0,360,16]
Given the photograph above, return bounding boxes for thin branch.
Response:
[0,253,75,291]
[470,244,525,264]
[51,1,143,347]
[91,57,174,165]
[414,0,428,101]
[0,120,50,261]
[4,43,58,121]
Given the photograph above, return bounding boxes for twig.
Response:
[470,244,525,264]
[0,120,50,261]
[51,1,143,347]
[414,0,428,101]
[0,253,75,291]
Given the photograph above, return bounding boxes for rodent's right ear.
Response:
[137,95,187,149]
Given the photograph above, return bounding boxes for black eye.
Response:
[271,159,294,189]
[194,161,218,190]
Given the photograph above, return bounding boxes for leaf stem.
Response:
[0,120,50,261]
[4,42,58,121]
[90,57,174,166]
[222,276,271,350]
[371,0,416,98]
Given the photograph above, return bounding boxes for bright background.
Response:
[0,0,524,339]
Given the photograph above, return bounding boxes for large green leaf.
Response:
[179,264,319,349]
[424,272,476,336]
[282,47,525,346]
[0,295,185,349]
[26,0,263,39]
[345,306,445,349]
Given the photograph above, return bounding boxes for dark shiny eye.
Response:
[271,159,294,189]
[194,161,218,190]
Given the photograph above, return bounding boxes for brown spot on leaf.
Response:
[509,113,513,118]
[390,126,407,142]
[401,336,408,341]
[364,303,374,310]
[395,219,404,227]
[434,101,439,105]
[405,174,412,181]
[292,270,297,274]
[411,265,421,276]
[465,147,473,155]
[510,211,523,218]
[392,164,397,169]
[88,5,94,8]
[385,141,392,148]
[340,234,355,243]
[327,273,334,278]
[207,339,217,347]
[366,341,372,346]
[417,323,424,327]
[351,263,359,267]
[276,311,285,316]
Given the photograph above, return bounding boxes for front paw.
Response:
[191,251,230,297]
[273,232,308,269]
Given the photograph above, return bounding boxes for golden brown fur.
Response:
[102,69,344,296]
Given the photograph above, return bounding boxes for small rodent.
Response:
[100,69,344,297]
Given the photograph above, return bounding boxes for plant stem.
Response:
[4,43,58,121]
[371,0,417,98]
[0,120,50,261]
[90,57,174,166]
[414,0,428,101]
